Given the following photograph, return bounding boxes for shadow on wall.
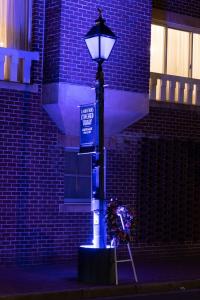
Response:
[136,138,200,244]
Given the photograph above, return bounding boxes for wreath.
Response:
[106,198,136,246]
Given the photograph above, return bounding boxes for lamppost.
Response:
[78,9,116,284]
[84,9,116,249]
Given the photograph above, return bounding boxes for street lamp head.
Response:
[85,9,116,64]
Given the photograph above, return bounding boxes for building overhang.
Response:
[42,83,149,146]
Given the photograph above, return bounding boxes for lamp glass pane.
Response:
[85,36,99,59]
[100,36,115,60]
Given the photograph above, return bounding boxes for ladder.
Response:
[113,213,138,285]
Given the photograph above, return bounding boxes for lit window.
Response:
[192,33,200,80]
[167,28,189,77]
[150,24,200,79]
[150,24,165,74]
[0,0,32,50]
[64,150,91,203]
[0,0,32,81]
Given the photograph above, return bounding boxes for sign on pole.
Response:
[80,103,97,153]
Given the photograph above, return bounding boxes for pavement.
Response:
[0,255,200,300]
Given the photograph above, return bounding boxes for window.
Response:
[0,0,32,81]
[150,24,165,74]
[150,24,200,79]
[167,28,189,77]
[192,33,200,79]
[64,149,91,203]
[0,0,32,50]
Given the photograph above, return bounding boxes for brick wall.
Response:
[44,0,152,93]
[107,101,200,257]
[0,0,92,265]
[43,0,61,83]
[0,0,95,265]
[153,0,200,18]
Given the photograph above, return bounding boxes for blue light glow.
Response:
[80,245,114,249]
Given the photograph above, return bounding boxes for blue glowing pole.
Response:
[92,62,106,248]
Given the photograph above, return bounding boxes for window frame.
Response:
[151,17,200,79]
[64,147,92,204]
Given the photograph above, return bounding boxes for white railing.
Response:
[0,47,39,84]
[150,72,200,106]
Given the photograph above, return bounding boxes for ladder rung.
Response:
[116,259,132,263]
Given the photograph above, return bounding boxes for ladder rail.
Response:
[114,247,118,285]
[127,242,138,283]
[114,212,138,285]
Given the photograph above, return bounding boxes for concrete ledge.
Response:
[43,82,149,143]
[150,99,200,112]
[0,80,38,93]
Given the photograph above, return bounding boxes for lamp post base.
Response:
[78,246,115,284]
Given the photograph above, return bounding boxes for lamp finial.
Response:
[98,8,102,18]
[96,8,104,24]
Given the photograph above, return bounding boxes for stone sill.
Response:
[59,203,91,213]
[0,80,38,93]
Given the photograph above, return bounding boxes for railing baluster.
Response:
[169,80,176,103]
[177,81,185,104]
[160,78,167,101]
[23,57,32,84]
[196,84,200,106]
[10,55,19,82]
[149,76,157,100]
[187,82,193,105]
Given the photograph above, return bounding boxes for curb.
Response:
[1,279,200,300]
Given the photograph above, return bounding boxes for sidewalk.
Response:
[0,256,200,300]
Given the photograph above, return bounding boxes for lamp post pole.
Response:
[84,9,116,249]
[92,62,106,248]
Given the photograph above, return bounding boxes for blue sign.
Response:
[80,103,96,153]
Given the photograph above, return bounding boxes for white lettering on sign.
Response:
[82,127,92,134]
[82,118,93,126]
[81,107,94,114]
[81,112,94,120]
